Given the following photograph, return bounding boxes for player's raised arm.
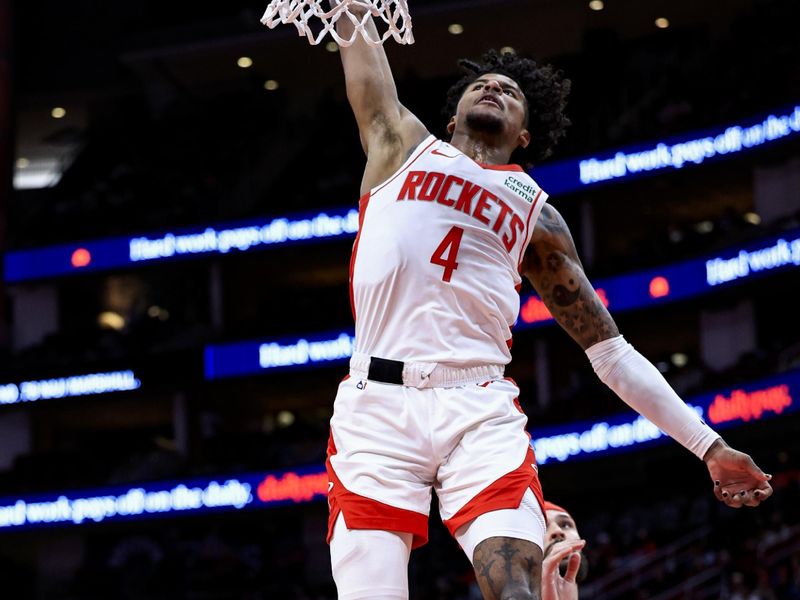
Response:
[522,204,774,508]
[332,1,428,193]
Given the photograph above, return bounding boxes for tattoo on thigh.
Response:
[472,537,542,600]
[475,554,497,591]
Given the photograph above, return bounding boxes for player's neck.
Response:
[450,132,513,166]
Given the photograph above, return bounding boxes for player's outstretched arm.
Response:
[332,1,428,194]
[522,204,773,508]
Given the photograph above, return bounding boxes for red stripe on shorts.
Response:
[325,429,429,549]
[442,445,545,537]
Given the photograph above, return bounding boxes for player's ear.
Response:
[446,116,457,135]
[517,128,531,149]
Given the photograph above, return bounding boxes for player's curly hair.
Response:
[442,49,571,163]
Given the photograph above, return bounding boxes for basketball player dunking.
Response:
[323,5,773,600]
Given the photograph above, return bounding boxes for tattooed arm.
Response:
[522,204,773,509]
[521,204,618,349]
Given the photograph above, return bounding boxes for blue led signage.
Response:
[705,236,800,286]
[0,466,328,532]
[0,370,141,406]
[533,104,800,195]
[517,228,800,330]
[1,370,796,532]
[3,209,359,283]
[205,332,355,380]
[5,104,798,284]
[204,229,800,380]
[531,370,798,465]
[128,211,358,263]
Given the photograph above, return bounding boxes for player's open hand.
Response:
[542,539,585,600]
[704,439,773,508]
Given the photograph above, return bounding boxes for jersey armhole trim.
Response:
[516,189,548,271]
[372,135,438,196]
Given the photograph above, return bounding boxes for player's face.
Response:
[451,73,529,141]
[544,509,581,557]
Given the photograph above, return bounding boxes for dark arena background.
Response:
[2,0,800,598]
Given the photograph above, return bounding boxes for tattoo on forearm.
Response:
[552,280,581,307]
[538,251,617,346]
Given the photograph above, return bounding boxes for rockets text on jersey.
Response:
[350,135,548,367]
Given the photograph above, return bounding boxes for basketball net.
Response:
[261,0,414,47]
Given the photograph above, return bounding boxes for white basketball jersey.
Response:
[350,135,548,366]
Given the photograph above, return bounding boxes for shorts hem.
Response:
[327,495,429,549]
[326,429,429,549]
[339,587,408,600]
[464,528,543,550]
[442,446,545,536]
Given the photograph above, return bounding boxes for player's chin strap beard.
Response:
[465,110,505,136]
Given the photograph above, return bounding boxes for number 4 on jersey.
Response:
[430,226,464,282]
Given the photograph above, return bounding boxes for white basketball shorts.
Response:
[326,374,545,549]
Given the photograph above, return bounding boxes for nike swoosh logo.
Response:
[431,148,459,158]
[328,481,334,492]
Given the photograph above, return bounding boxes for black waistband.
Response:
[367,357,404,385]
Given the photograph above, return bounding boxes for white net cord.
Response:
[261,0,414,47]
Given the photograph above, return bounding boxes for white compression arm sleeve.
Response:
[586,335,720,460]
